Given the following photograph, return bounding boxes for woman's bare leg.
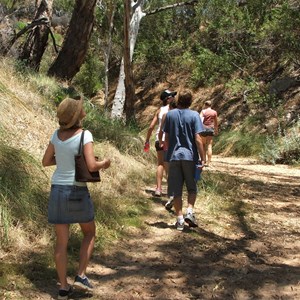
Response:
[156,150,165,192]
[200,136,208,164]
[54,224,70,290]
[206,136,213,165]
[77,221,96,277]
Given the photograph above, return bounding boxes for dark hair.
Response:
[177,90,193,108]
[169,100,177,109]
[162,98,168,106]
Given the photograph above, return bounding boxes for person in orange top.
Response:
[200,101,218,167]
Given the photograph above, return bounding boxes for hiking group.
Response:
[144,89,218,231]
[42,91,218,300]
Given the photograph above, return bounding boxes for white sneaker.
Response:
[175,221,184,231]
[184,213,198,227]
[154,189,162,197]
[165,199,174,211]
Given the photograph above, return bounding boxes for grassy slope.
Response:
[0,59,155,293]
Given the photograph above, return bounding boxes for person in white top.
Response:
[42,97,110,299]
[144,89,177,197]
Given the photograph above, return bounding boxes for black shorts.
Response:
[200,127,214,137]
[155,140,164,151]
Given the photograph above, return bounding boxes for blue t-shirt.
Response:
[50,129,93,186]
[163,108,204,162]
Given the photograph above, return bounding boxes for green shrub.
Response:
[214,129,266,157]
[225,77,281,108]
[73,53,104,97]
[260,121,300,164]
[190,47,232,87]
[83,103,145,157]
[15,21,26,30]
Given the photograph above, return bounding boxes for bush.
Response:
[73,53,104,97]
[214,129,266,157]
[190,47,233,87]
[83,103,145,158]
[260,121,300,165]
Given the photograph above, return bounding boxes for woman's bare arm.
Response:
[42,142,56,167]
[83,142,111,172]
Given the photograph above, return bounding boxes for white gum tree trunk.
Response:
[110,0,197,119]
[111,0,146,119]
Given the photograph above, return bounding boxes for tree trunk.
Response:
[104,1,116,110]
[47,0,97,80]
[19,0,53,71]
[123,0,136,122]
[111,0,145,118]
[110,0,197,119]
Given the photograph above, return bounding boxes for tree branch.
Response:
[145,0,198,16]
[1,17,49,55]
[14,17,49,40]
[48,26,59,53]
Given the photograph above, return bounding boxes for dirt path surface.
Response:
[80,156,299,300]
[27,156,300,300]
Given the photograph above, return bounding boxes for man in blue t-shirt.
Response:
[163,90,205,231]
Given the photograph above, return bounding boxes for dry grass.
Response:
[0,59,56,159]
[0,58,154,260]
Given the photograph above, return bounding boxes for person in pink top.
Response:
[200,101,218,167]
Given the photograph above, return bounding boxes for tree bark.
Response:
[18,0,53,71]
[111,0,145,119]
[123,0,136,122]
[47,0,97,80]
[110,0,198,119]
[104,1,116,110]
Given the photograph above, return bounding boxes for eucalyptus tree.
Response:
[123,0,135,121]
[93,0,123,109]
[18,0,53,71]
[111,0,198,120]
[48,0,97,80]
[101,0,118,109]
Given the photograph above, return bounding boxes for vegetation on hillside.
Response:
[0,0,299,163]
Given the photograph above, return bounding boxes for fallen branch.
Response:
[1,17,49,55]
[145,0,198,16]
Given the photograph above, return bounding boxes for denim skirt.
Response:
[48,185,94,224]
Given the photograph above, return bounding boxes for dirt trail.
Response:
[31,157,300,299]
[81,156,299,300]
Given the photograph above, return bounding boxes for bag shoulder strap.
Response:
[78,130,85,155]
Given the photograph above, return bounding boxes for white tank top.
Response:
[155,105,169,141]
